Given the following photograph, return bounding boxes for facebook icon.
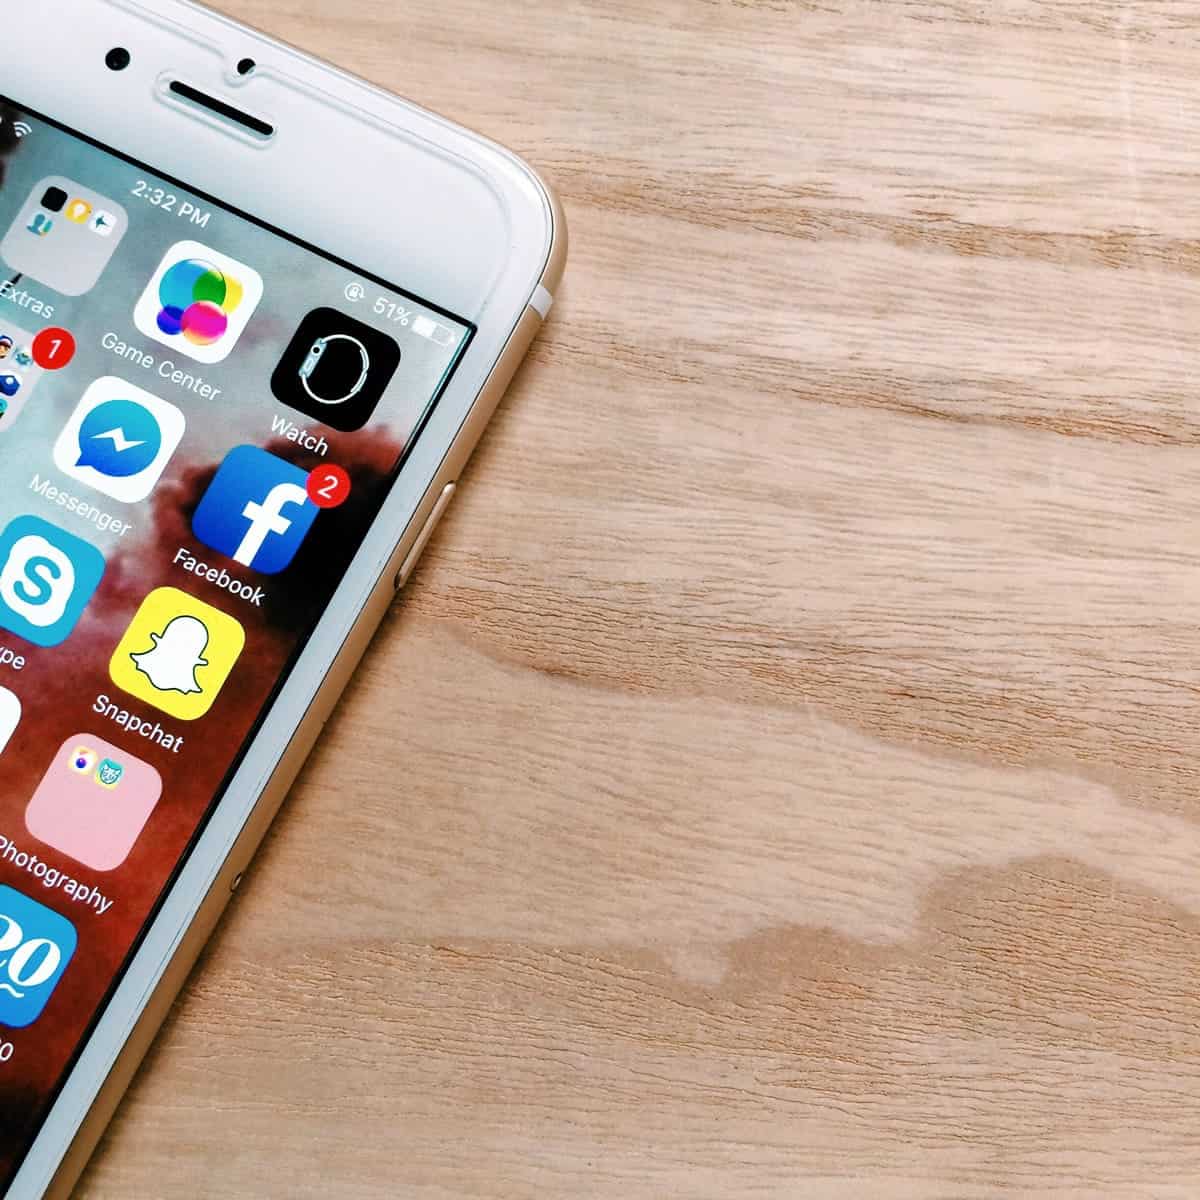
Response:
[192,445,320,575]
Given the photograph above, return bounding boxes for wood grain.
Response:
[78,2,1200,1196]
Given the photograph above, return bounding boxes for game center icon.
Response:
[133,240,263,364]
[0,176,128,296]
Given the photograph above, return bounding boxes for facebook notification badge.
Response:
[191,445,320,575]
[53,377,185,504]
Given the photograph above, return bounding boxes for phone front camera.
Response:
[105,47,131,72]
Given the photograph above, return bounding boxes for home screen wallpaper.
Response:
[0,96,471,1181]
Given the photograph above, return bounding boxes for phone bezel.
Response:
[2,1,562,1193]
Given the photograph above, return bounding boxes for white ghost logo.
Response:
[130,615,210,695]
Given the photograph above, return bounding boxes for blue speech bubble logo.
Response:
[76,399,162,477]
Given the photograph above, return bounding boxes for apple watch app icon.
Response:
[270,307,401,433]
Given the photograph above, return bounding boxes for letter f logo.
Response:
[192,447,319,575]
[237,481,310,568]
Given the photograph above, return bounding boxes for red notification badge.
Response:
[31,327,76,370]
[307,464,351,509]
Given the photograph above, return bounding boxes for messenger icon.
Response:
[52,377,185,504]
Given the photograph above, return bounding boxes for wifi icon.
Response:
[11,121,31,139]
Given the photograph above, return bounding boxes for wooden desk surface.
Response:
[80,3,1200,1196]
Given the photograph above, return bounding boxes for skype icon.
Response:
[0,516,105,648]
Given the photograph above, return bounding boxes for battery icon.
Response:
[411,314,457,347]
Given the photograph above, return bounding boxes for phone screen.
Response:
[0,94,474,1181]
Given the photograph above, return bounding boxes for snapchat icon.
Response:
[110,588,245,720]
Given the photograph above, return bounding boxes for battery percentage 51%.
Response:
[374,299,414,325]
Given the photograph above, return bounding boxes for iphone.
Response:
[0,1,566,1194]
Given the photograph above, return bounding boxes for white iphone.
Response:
[0,1,566,1194]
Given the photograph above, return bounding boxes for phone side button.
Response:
[395,482,457,591]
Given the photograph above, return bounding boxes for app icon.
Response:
[133,240,263,365]
[192,446,320,575]
[39,187,67,213]
[0,176,128,296]
[0,885,76,1028]
[64,198,92,225]
[270,307,402,432]
[89,210,118,238]
[0,688,18,756]
[0,516,105,648]
[109,587,245,720]
[52,377,185,503]
[68,746,97,776]
[26,735,161,872]
[0,320,50,436]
